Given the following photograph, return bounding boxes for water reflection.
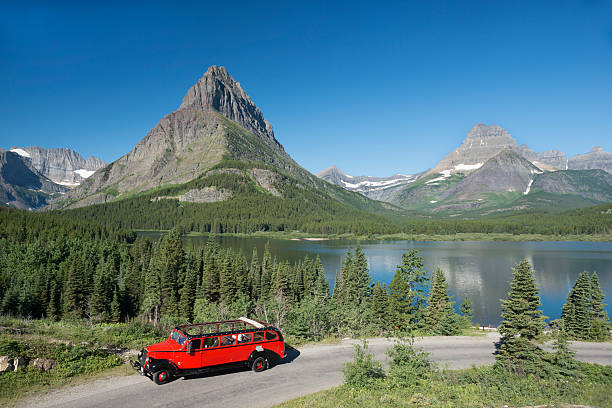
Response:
[146,233,612,326]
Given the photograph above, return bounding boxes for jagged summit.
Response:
[180,66,280,150]
[429,123,518,174]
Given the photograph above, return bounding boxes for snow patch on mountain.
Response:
[523,179,533,195]
[74,169,96,178]
[10,148,30,158]
[454,162,483,171]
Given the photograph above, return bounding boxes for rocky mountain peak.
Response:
[568,146,612,173]
[429,123,518,174]
[466,123,512,140]
[179,65,279,149]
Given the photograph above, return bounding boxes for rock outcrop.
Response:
[568,146,612,173]
[10,146,105,186]
[29,358,56,371]
[0,356,12,372]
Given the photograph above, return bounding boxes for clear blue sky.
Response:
[1,1,611,176]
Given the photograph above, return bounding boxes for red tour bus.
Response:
[131,317,285,384]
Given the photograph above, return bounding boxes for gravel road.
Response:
[19,333,612,408]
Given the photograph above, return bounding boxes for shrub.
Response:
[343,341,385,387]
[386,338,433,387]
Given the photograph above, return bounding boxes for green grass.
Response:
[274,364,612,408]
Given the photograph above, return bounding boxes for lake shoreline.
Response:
[136,230,612,242]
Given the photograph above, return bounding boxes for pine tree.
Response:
[219,254,237,306]
[141,260,162,323]
[387,250,429,331]
[179,263,198,321]
[260,243,273,300]
[312,256,329,300]
[63,257,84,318]
[425,267,451,333]
[248,248,261,300]
[562,272,592,339]
[459,297,473,328]
[348,246,371,306]
[369,281,389,334]
[158,228,184,315]
[589,272,610,340]
[496,259,546,375]
[110,287,121,322]
[552,321,577,377]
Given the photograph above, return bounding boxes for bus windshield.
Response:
[170,330,187,346]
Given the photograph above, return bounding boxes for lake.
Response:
[141,232,612,326]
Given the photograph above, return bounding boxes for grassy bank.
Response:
[138,229,612,242]
[274,364,612,408]
[0,317,170,406]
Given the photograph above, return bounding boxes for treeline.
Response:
[48,166,612,237]
[0,226,472,340]
[0,207,136,243]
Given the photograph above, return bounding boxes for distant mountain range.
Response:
[9,146,105,186]
[2,67,610,218]
[0,146,105,210]
[318,123,612,215]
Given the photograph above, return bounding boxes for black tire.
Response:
[251,356,268,373]
[153,369,171,385]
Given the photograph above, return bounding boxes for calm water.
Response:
[141,232,612,326]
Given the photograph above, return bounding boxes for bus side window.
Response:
[203,337,219,348]
[220,335,236,346]
[253,332,264,342]
[265,331,278,341]
[191,339,202,350]
[237,333,252,344]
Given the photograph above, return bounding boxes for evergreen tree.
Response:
[387,250,429,331]
[496,259,546,375]
[179,263,198,321]
[589,272,610,340]
[552,321,577,377]
[459,297,473,328]
[219,254,237,306]
[141,260,162,323]
[369,281,389,334]
[63,257,85,318]
[425,267,451,333]
[562,272,592,339]
[110,287,121,322]
[312,256,329,300]
[248,248,261,300]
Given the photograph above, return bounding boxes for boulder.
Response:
[0,356,13,372]
[29,358,56,371]
[13,356,26,371]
